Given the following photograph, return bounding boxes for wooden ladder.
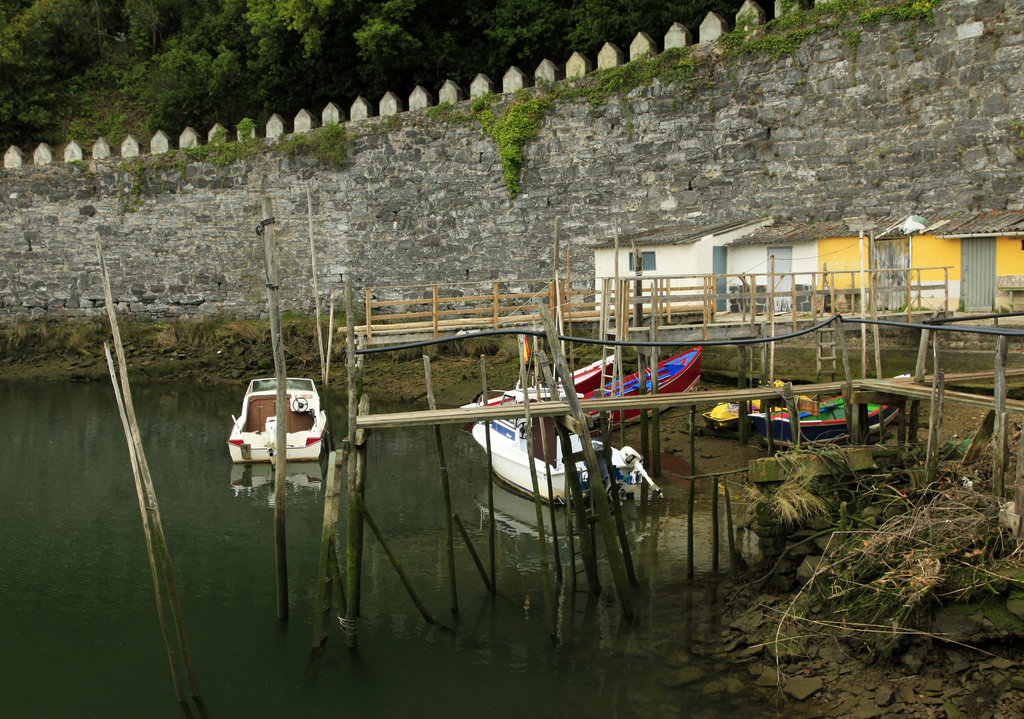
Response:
[816,326,838,378]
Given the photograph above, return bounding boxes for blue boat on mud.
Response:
[748,396,898,446]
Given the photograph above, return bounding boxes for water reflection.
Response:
[0,380,807,719]
[228,460,324,501]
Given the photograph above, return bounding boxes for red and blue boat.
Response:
[581,346,702,424]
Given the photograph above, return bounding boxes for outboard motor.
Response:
[619,446,662,497]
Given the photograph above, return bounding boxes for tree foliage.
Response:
[0,0,748,147]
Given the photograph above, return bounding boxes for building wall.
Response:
[1,0,1022,323]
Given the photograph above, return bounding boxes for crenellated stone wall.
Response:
[1,0,1022,322]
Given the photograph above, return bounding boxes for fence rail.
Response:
[353,267,952,344]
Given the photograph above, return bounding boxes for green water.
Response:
[0,381,797,718]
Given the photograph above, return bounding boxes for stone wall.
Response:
[1,0,1022,322]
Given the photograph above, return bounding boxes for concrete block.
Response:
[565,52,593,78]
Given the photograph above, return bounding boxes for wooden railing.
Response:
[354,267,951,343]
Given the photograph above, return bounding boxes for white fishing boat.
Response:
[227,377,328,463]
[471,408,659,504]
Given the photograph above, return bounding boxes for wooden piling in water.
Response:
[313,449,347,649]
[687,405,696,580]
[533,356,563,585]
[343,281,366,647]
[453,513,494,594]
[539,308,633,619]
[97,237,200,702]
[260,195,290,621]
[723,480,738,581]
[357,496,438,626]
[424,355,458,614]
[479,356,497,592]
[520,340,555,630]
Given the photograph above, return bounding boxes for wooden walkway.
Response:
[355,377,1024,430]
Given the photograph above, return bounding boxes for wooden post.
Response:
[994,335,1009,496]
[453,513,494,594]
[649,313,661,480]
[479,356,497,592]
[97,238,199,701]
[1015,418,1024,540]
[423,355,458,614]
[925,371,945,484]
[637,350,649,468]
[260,195,290,621]
[723,479,738,580]
[343,280,365,647]
[768,255,776,382]
[781,381,801,448]
[711,475,720,574]
[539,308,633,618]
[737,345,749,445]
[687,405,696,580]
[358,496,438,626]
[599,414,637,586]
[307,185,328,390]
[908,326,931,446]
[104,346,187,704]
[519,343,555,630]
[313,449,347,648]
[858,230,868,378]
[533,354,562,584]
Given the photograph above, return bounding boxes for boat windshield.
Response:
[249,378,316,393]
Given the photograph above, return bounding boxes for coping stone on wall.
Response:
[535,59,563,84]
[736,1,766,31]
[294,109,319,133]
[566,52,593,78]
[700,12,730,43]
[266,114,286,139]
[92,138,111,159]
[5,145,26,168]
[322,102,343,126]
[380,91,404,116]
[503,66,530,93]
[470,74,494,98]
[409,86,434,110]
[207,123,227,143]
[151,130,171,154]
[350,97,374,121]
[665,22,693,49]
[597,42,624,70]
[33,143,55,165]
[630,32,657,61]
[179,127,201,148]
[121,135,141,158]
[439,80,464,105]
[64,140,84,162]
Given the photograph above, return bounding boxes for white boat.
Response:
[227,377,328,463]
[462,355,613,409]
[471,411,659,504]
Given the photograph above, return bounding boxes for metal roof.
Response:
[937,210,1024,237]
[725,220,854,246]
[593,217,771,249]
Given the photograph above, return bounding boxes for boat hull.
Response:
[227,377,328,463]
[749,399,897,446]
[583,347,701,424]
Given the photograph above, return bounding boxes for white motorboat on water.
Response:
[471,410,659,504]
[227,377,328,463]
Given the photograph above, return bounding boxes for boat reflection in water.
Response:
[229,460,324,504]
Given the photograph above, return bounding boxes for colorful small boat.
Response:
[227,377,328,463]
[702,381,810,434]
[748,396,897,446]
[581,347,702,424]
